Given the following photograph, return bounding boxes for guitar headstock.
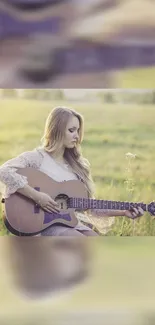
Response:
[148,202,155,216]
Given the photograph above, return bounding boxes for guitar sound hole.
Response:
[55,194,69,210]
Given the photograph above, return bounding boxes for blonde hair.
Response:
[41,106,95,198]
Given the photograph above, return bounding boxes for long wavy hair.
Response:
[41,106,95,198]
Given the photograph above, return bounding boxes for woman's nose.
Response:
[74,132,79,140]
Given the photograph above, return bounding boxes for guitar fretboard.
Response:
[69,198,147,211]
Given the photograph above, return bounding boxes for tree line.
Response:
[97,90,155,104]
[1,89,155,104]
[0,89,65,100]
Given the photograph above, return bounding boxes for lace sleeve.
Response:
[0,149,44,198]
[88,210,115,235]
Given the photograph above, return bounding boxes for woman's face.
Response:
[63,115,80,149]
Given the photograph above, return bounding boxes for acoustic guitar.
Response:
[1,167,155,236]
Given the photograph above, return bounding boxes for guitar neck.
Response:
[69,198,148,211]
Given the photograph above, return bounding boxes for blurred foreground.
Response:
[0,237,155,324]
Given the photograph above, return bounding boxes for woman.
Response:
[0,106,144,236]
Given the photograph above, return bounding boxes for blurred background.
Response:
[0,0,155,88]
[0,88,155,236]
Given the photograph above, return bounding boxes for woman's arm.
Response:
[0,149,43,198]
[90,207,144,219]
[16,184,42,202]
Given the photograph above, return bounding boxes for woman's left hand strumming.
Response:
[124,207,144,219]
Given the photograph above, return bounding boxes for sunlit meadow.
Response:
[0,97,155,235]
[1,98,155,324]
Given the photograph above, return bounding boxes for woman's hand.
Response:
[124,206,144,219]
[35,192,60,214]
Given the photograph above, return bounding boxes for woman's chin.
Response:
[65,143,77,150]
[68,143,76,148]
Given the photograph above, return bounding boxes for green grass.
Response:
[1,98,155,235]
[116,67,155,88]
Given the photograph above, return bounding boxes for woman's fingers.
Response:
[49,199,60,208]
[48,204,60,213]
[138,207,144,215]
[130,210,137,218]
[50,198,58,205]
[130,206,144,218]
[133,207,144,216]
[133,208,139,216]
[48,200,60,212]
[44,206,60,214]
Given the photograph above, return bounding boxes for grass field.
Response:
[116,67,155,88]
[0,98,155,235]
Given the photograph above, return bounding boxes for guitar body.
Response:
[2,167,155,236]
[2,168,88,236]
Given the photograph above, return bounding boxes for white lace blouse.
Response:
[0,147,115,234]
